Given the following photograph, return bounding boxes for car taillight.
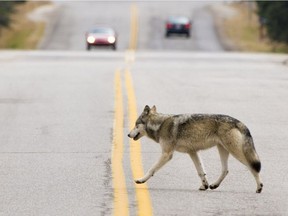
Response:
[166,23,173,29]
[184,23,191,29]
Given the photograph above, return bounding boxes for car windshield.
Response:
[90,28,114,34]
[169,17,189,24]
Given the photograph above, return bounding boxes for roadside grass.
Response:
[223,2,288,53]
[0,1,49,49]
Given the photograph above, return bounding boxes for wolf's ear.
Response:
[151,105,157,114]
[144,105,150,114]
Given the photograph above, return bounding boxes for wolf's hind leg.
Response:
[135,151,173,184]
[250,167,263,193]
[189,152,209,190]
[210,145,229,190]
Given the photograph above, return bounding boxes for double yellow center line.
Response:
[111,3,153,216]
[125,69,153,216]
[112,70,129,216]
[112,71,153,216]
[129,4,138,51]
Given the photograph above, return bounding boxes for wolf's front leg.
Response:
[135,152,173,184]
[189,151,209,190]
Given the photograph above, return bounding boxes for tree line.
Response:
[0,1,26,29]
[257,1,288,44]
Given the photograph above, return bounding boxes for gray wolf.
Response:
[128,105,263,193]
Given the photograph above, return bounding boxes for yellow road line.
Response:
[129,3,138,50]
[125,69,153,216]
[112,70,129,216]
[125,50,135,65]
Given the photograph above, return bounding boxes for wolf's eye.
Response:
[136,117,145,126]
[140,117,146,124]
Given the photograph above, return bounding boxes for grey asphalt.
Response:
[130,52,288,215]
[0,52,119,215]
[1,51,288,215]
[1,1,288,216]
[42,2,222,52]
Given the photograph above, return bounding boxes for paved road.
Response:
[42,2,223,51]
[0,51,288,215]
[1,1,288,216]
[130,52,288,215]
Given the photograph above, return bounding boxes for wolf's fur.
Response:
[128,105,263,193]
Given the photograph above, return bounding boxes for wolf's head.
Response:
[128,105,157,141]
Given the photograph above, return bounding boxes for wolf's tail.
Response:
[237,123,261,173]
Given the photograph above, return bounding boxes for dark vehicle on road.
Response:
[165,16,191,38]
[86,27,117,50]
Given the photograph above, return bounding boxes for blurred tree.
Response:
[257,2,288,43]
[0,2,15,29]
[0,1,26,30]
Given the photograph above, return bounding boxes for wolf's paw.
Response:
[135,179,145,184]
[256,183,263,193]
[209,184,219,190]
[199,184,209,191]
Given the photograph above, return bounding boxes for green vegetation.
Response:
[0,1,47,49]
[0,1,26,29]
[222,2,288,53]
[7,29,31,49]
[257,2,288,44]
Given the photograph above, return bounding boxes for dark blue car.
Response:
[165,16,191,38]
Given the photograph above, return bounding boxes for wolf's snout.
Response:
[128,133,132,138]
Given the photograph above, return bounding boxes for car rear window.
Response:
[169,17,189,24]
